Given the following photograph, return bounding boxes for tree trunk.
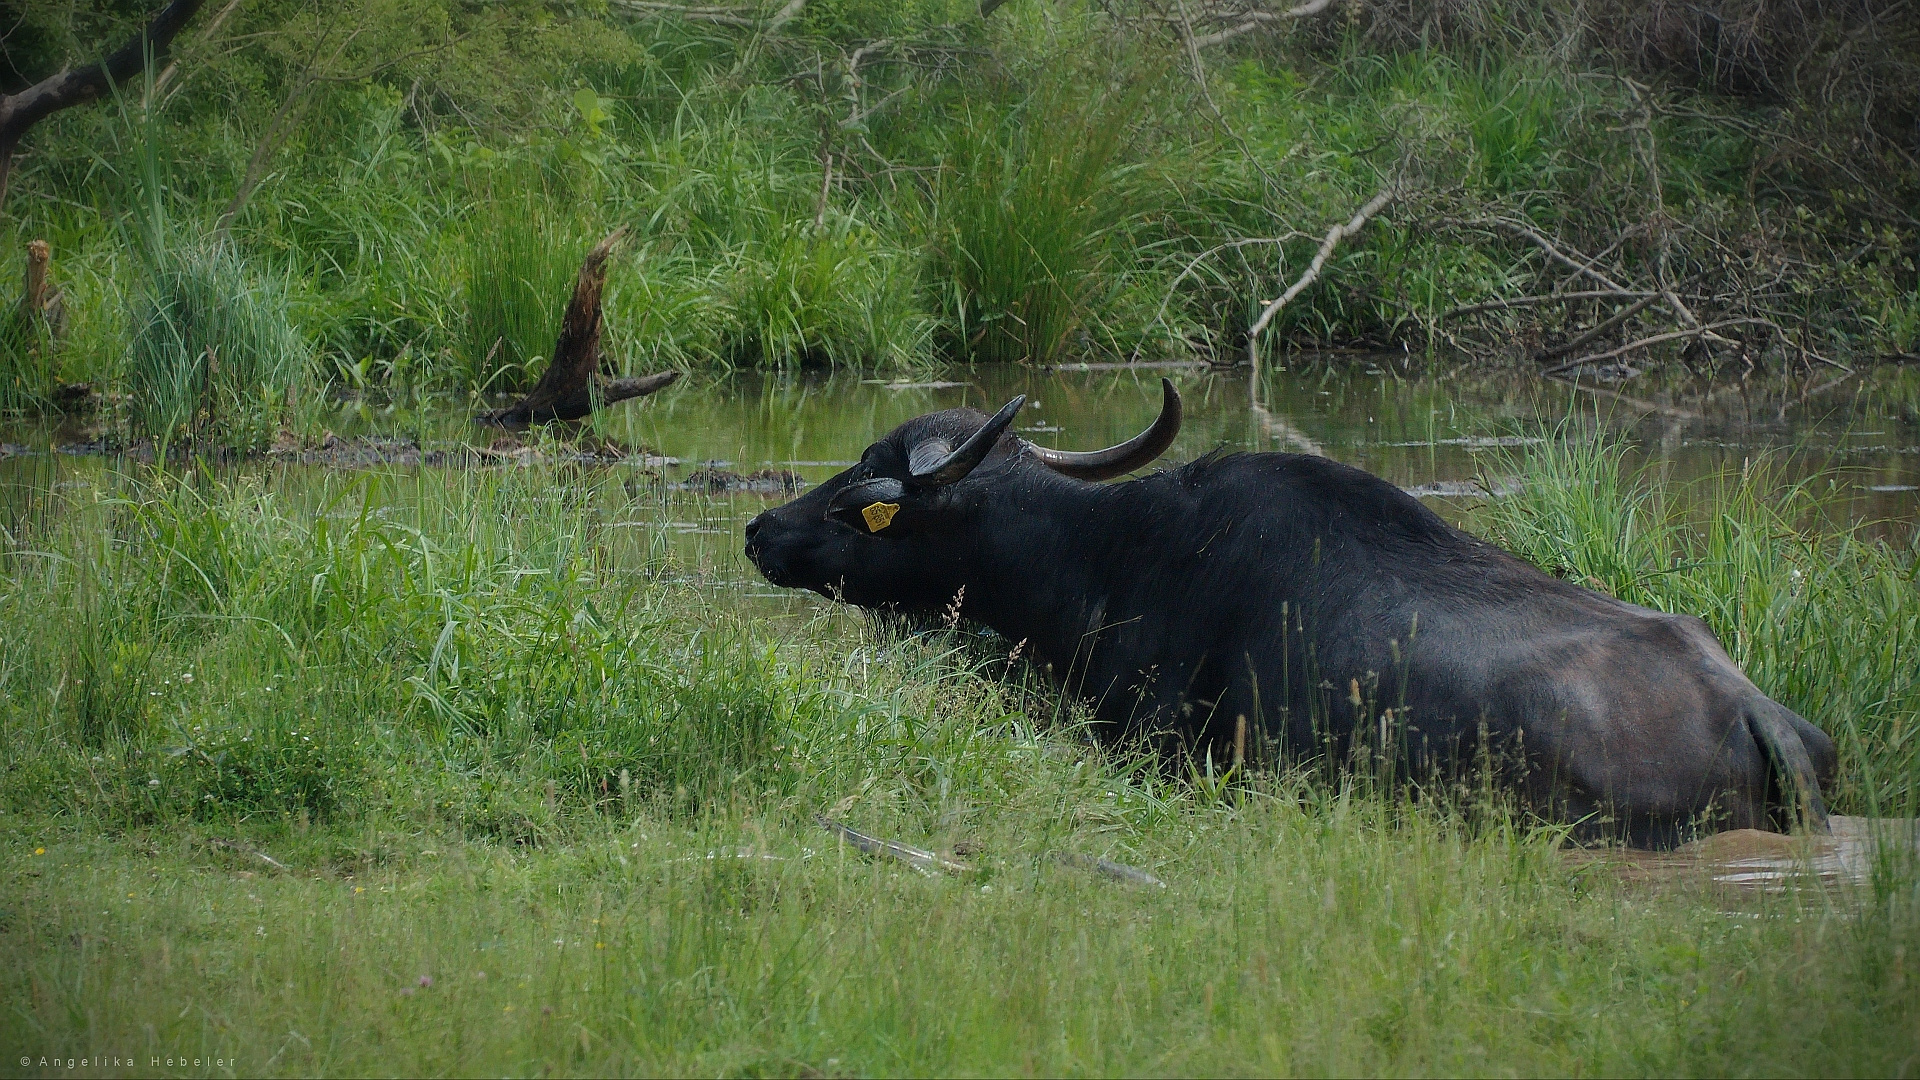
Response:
[0,0,205,215]
[476,227,681,429]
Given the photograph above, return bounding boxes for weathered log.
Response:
[476,226,680,429]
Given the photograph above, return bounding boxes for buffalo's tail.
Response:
[1747,701,1831,833]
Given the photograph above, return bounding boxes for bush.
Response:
[127,237,309,450]
[927,82,1140,364]
[720,217,929,368]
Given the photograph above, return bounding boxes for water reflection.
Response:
[3,360,1916,607]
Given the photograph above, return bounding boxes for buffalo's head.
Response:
[744,379,1182,611]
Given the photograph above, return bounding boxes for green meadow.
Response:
[3,437,1918,1075]
[4,0,1919,1074]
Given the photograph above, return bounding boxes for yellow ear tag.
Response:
[861,501,901,532]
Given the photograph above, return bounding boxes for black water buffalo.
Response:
[744,380,1835,847]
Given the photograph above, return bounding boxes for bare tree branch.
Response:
[608,0,806,29]
[1532,290,1669,362]
[1245,186,1396,365]
[1190,0,1335,49]
[1439,290,1657,320]
[1480,217,1630,293]
[213,24,360,237]
[149,0,241,106]
[0,0,205,214]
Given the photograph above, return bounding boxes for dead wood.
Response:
[1054,851,1167,888]
[19,239,65,338]
[206,837,290,873]
[1193,0,1335,49]
[1245,186,1396,365]
[608,0,805,29]
[476,227,681,430]
[1438,290,1655,321]
[816,815,973,875]
[0,0,205,213]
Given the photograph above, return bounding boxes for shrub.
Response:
[127,237,309,450]
[928,83,1140,364]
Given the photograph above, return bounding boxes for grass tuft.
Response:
[127,238,310,450]
[928,82,1141,364]
[461,179,583,394]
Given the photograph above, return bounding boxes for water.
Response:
[5,360,1918,606]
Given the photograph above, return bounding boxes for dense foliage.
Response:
[1,1,1916,443]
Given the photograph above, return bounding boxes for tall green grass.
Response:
[929,83,1140,364]
[0,302,59,414]
[126,239,310,450]
[1,441,1915,1073]
[721,217,929,368]
[118,79,309,451]
[461,180,583,394]
[5,791,1915,1075]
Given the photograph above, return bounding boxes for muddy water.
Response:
[4,359,1918,600]
[1577,816,1920,897]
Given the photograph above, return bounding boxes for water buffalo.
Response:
[744,380,1835,847]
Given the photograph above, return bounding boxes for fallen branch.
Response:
[1539,320,1749,376]
[1481,218,1630,294]
[1245,186,1396,365]
[608,0,804,28]
[1542,315,1852,376]
[816,815,972,875]
[1533,291,1670,362]
[149,0,242,106]
[608,0,758,26]
[477,227,681,429]
[1439,289,1655,321]
[1055,851,1166,888]
[206,837,290,873]
[1188,0,1336,49]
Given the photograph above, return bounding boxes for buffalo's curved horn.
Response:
[1028,378,1182,481]
[908,395,1026,487]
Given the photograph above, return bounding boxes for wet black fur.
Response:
[745,406,1838,847]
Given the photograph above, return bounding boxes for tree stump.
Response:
[476,226,680,429]
[20,239,65,337]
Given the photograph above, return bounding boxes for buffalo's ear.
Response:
[826,477,911,535]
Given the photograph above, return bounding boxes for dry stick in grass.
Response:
[607,0,804,28]
[1437,290,1656,321]
[1543,316,1854,377]
[1481,217,1631,293]
[1188,0,1338,49]
[148,0,243,107]
[1539,320,1749,376]
[1054,852,1167,889]
[207,837,290,873]
[1533,290,1671,363]
[817,816,973,875]
[1244,186,1396,366]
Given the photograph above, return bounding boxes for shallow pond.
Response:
[4,360,1918,617]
